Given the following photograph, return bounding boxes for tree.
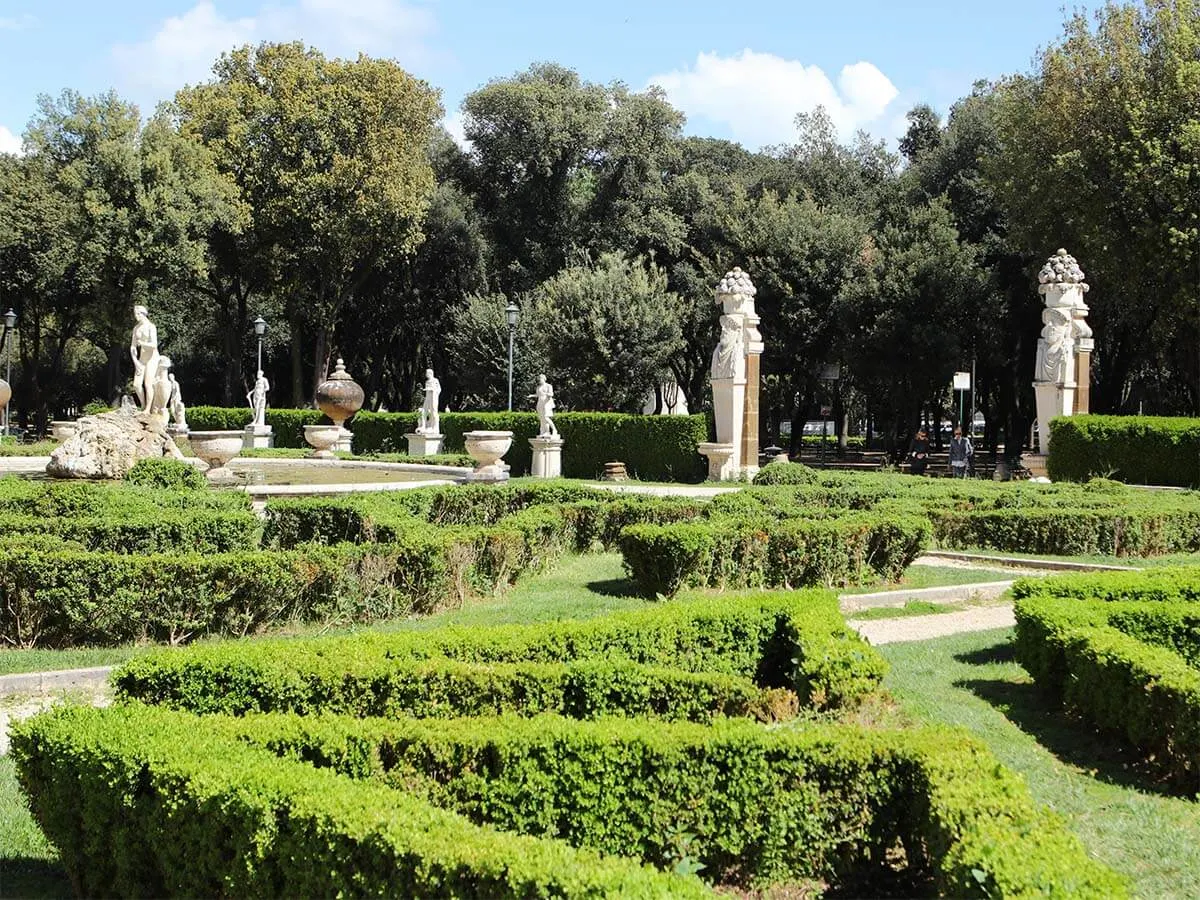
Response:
[898,103,943,164]
[531,253,684,412]
[0,90,240,426]
[175,42,442,403]
[988,0,1200,413]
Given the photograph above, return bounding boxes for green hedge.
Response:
[0,509,261,554]
[12,705,704,899]
[188,408,708,481]
[13,704,1127,898]
[114,590,886,712]
[1048,415,1200,486]
[1014,567,1200,787]
[618,513,931,598]
[125,458,208,490]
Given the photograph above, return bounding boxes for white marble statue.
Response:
[417,368,441,435]
[148,356,173,416]
[130,305,162,412]
[248,370,270,427]
[1034,306,1074,384]
[168,372,187,429]
[529,374,558,437]
[711,314,744,380]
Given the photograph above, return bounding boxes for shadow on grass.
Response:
[953,642,1016,666]
[0,858,73,899]
[955,676,1184,797]
[585,578,644,599]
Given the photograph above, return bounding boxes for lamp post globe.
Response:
[505,302,519,411]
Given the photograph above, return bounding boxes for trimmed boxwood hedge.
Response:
[11,703,1127,898]
[1047,415,1200,487]
[113,590,886,713]
[189,407,708,481]
[1014,567,1200,787]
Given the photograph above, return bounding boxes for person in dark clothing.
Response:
[949,426,974,478]
[908,428,931,476]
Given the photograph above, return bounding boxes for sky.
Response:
[0,0,1103,155]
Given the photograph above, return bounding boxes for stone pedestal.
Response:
[242,424,274,450]
[602,461,628,481]
[529,436,563,478]
[334,428,353,454]
[1073,339,1093,415]
[698,442,737,481]
[405,432,444,457]
[1033,381,1075,454]
[1021,453,1049,480]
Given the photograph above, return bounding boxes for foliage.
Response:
[752,461,819,485]
[124,458,207,491]
[1047,414,1200,486]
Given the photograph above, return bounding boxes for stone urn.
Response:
[188,430,243,483]
[50,420,78,442]
[314,358,364,452]
[304,424,342,460]
[464,430,513,482]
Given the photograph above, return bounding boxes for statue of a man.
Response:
[130,305,161,411]
[168,372,187,429]
[247,370,270,427]
[418,368,440,435]
[711,314,744,380]
[1034,306,1074,384]
[529,374,558,437]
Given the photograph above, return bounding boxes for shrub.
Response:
[12,706,702,899]
[752,461,819,485]
[114,590,885,713]
[0,509,261,554]
[1048,414,1200,487]
[125,458,208,490]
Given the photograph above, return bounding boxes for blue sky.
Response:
[0,0,1101,154]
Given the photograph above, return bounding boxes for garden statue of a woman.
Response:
[530,374,558,437]
[130,305,161,411]
[248,370,270,427]
[417,369,441,435]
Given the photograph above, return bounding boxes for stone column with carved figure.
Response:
[1028,249,1090,473]
[699,267,761,481]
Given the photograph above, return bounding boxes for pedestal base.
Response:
[529,436,564,478]
[1033,381,1075,453]
[698,442,737,481]
[466,464,510,483]
[242,424,274,450]
[335,428,353,454]
[1021,453,1050,481]
[204,465,238,485]
[405,432,445,457]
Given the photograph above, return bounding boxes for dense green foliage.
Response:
[1048,415,1200,486]
[1014,567,1200,787]
[124,458,208,491]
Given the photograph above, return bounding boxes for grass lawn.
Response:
[0,647,145,678]
[881,628,1200,899]
[0,755,72,898]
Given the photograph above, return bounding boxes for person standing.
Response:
[908,428,931,476]
[949,426,974,478]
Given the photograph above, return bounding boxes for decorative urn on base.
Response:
[314,358,364,453]
[464,430,513,482]
[188,430,244,483]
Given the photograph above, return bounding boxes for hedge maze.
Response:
[15,590,1126,897]
[1014,567,1200,789]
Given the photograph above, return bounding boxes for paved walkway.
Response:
[848,604,1016,645]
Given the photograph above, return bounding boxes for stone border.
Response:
[0,665,113,697]
[918,550,1138,572]
[839,580,1014,614]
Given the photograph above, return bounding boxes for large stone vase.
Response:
[188,430,243,483]
[314,358,364,453]
[464,430,513,482]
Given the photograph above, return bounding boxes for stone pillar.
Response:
[1073,343,1092,415]
[529,435,564,478]
[740,307,764,477]
[405,432,444,457]
[242,423,274,450]
[700,267,761,481]
[1032,249,1091,456]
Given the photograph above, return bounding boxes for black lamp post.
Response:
[2,309,15,436]
[818,363,840,468]
[253,316,267,373]
[505,302,519,411]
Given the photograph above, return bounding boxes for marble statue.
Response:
[248,370,270,427]
[148,356,173,416]
[529,374,558,437]
[711,314,744,380]
[417,368,441,435]
[130,305,162,412]
[1034,307,1074,384]
[168,372,187,430]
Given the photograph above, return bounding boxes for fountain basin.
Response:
[188,430,243,483]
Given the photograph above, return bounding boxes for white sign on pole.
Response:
[952,372,971,391]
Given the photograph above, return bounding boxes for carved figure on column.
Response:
[1034,307,1074,384]
[417,368,441,435]
[149,356,173,416]
[529,374,558,437]
[248,370,270,427]
[168,372,187,430]
[711,315,745,380]
[130,305,162,411]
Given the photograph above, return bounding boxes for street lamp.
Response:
[817,363,840,468]
[253,316,267,374]
[505,302,519,411]
[2,308,15,437]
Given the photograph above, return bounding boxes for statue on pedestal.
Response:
[168,372,187,430]
[417,368,441,435]
[148,356,173,417]
[130,305,162,412]
[529,374,558,437]
[711,314,744,380]
[248,370,270,427]
[1034,307,1074,384]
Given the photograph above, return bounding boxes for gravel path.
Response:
[848,604,1016,645]
[0,686,111,755]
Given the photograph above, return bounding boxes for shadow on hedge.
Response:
[0,858,73,898]
[956,675,1183,797]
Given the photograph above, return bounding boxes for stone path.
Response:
[847,605,1016,646]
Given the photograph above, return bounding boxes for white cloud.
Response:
[648,49,901,150]
[442,110,469,149]
[0,126,21,155]
[111,0,437,110]
[0,14,36,30]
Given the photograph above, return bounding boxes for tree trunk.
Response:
[290,322,304,407]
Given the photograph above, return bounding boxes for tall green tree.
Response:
[175,41,442,403]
